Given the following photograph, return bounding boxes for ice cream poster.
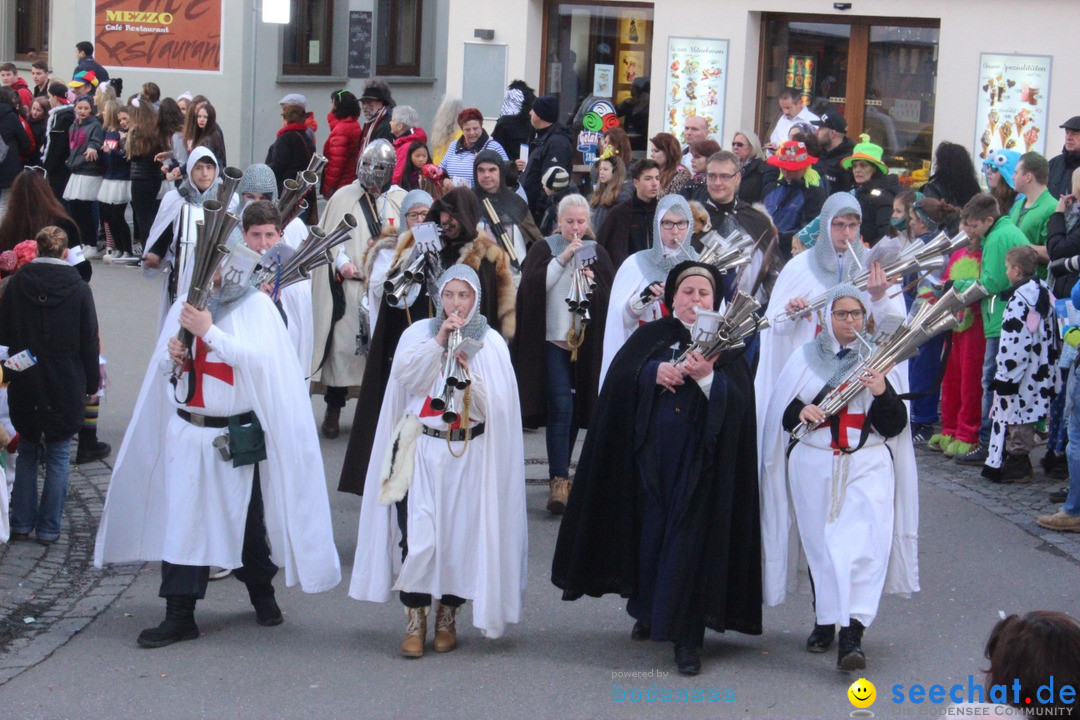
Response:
[973,53,1052,164]
[665,37,729,145]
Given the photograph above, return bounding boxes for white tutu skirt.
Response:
[63,174,103,201]
[97,179,132,204]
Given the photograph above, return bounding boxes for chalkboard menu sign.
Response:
[348,11,372,79]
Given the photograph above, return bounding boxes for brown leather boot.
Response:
[399,606,427,658]
[433,603,458,653]
[547,476,571,515]
[321,406,341,439]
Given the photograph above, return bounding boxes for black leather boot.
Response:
[248,583,283,627]
[674,644,701,676]
[630,619,650,641]
[806,623,835,652]
[137,597,199,648]
[837,619,866,671]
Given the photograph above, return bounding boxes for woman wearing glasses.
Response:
[760,283,917,673]
[730,129,777,204]
[599,194,698,385]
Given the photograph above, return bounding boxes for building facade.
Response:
[1,1,1077,175]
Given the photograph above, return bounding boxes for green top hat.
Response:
[841,133,888,176]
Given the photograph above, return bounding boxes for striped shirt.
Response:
[438,137,509,187]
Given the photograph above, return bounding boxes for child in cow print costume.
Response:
[982,245,1059,483]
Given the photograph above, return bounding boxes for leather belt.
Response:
[420,423,485,442]
[177,409,256,428]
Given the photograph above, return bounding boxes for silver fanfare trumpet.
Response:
[565,239,597,324]
[696,230,756,275]
[217,166,244,207]
[172,199,242,380]
[261,214,358,292]
[789,281,989,441]
[383,222,444,306]
[675,291,768,364]
[275,154,328,226]
[773,230,971,325]
[429,315,471,424]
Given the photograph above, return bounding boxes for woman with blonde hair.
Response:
[512,192,615,514]
[731,129,777,203]
[429,95,464,166]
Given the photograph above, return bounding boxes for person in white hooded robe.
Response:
[141,147,239,327]
[349,265,526,658]
[755,193,907,467]
[760,284,919,672]
[599,194,699,386]
[94,251,341,648]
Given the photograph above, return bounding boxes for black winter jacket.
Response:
[1049,149,1080,200]
[0,103,31,189]
[1047,211,1080,299]
[522,122,573,224]
[737,157,779,205]
[0,260,99,441]
[854,172,900,246]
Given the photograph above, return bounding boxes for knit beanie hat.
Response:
[543,166,570,191]
[532,95,559,124]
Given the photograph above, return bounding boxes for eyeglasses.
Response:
[831,309,865,320]
[985,166,1000,174]
[830,220,861,231]
[707,172,738,182]
[731,141,747,148]
[405,211,427,221]
[660,220,690,230]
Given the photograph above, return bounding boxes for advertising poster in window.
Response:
[664,37,728,145]
[973,53,1052,164]
[94,0,223,72]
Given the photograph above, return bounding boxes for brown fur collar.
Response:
[689,200,711,234]
[388,224,516,340]
[362,225,400,282]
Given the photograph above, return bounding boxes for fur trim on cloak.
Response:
[689,200,712,234]
[388,223,516,341]
[379,413,423,504]
[362,224,400,283]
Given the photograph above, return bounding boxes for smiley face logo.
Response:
[847,678,876,708]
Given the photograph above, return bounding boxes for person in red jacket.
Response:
[390,105,427,186]
[321,89,362,199]
[0,64,33,110]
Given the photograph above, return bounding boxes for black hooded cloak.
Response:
[551,261,763,642]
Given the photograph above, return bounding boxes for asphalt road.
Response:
[1,260,1078,720]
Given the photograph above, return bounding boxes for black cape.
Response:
[550,316,763,637]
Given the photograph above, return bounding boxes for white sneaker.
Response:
[132,242,144,256]
[82,245,98,260]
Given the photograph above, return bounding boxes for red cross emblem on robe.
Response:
[830,406,865,452]
[181,338,235,409]
[419,396,465,430]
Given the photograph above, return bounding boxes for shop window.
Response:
[15,0,49,63]
[282,0,333,76]
[543,2,654,158]
[376,0,422,76]
[759,14,939,172]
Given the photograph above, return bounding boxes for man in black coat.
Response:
[74,41,109,82]
[595,159,660,268]
[517,95,573,226]
[812,111,855,194]
[1048,116,1080,199]
[0,226,100,545]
